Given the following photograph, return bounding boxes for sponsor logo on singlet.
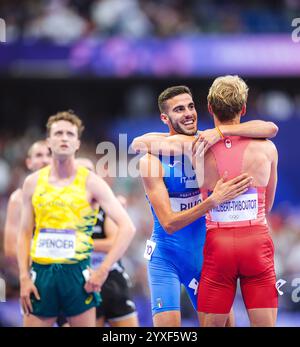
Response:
[35,228,76,259]
[85,294,93,305]
[90,251,105,268]
[188,278,199,295]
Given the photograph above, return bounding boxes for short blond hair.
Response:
[27,140,49,158]
[158,86,192,113]
[207,75,249,121]
[46,110,85,138]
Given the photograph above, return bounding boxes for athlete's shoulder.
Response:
[247,137,269,148]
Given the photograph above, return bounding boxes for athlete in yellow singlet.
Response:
[4,141,51,269]
[17,111,136,327]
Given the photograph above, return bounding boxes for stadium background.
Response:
[0,0,299,326]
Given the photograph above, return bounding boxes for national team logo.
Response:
[30,269,37,284]
[276,279,287,296]
[0,19,5,43]
[188,278,199,295]
[168,160,181,168]
[156,298,163,309]
[143,240,156,260]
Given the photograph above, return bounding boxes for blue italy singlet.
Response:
[145,154,206,315]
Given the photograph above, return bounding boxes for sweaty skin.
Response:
[18,120,136,327]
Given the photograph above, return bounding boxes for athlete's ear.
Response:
[25,157,32,171]
[160,113,169,125]
[241,104,246,117]
[208,103,214,117]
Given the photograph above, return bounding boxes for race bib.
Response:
[169,190,202,212]
[143,240,156,260]
[210,188,258,222]
[35,228,76,259]
[90,251,105,269]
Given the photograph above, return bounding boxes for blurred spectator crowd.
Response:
[0,130,153,326]
[0,0,299,43]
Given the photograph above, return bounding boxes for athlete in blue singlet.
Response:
[137,86,256,327]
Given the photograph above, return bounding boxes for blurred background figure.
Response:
[0,0,300,326]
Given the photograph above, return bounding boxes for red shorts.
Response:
[197,225,278,314]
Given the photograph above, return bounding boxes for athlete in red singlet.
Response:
[197,75,278,327]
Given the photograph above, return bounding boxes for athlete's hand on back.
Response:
[210,172,253,207]
[20,277,40,315]
[116,195,127,208]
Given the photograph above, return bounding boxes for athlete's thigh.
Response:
[148,255,181,316]
[23,314,57,327]
[180,254,203,311]
[59,261,100,317]
[153,310,181,327]
[240,231,277,312]
[109,314,139,327]
[96,316,105,327]
[198,313,229,327]
[30,263,60,318]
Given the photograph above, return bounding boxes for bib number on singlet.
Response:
[144,240,156,260]
[35,228,76,259]
[210,189,258,222]
[91,251,119,271]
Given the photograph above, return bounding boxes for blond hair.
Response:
[207,75,249,122]
[46,110,85,138]
[27,140,49,158]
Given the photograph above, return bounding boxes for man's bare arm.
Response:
[88,173,135,276]
[93,217,118,253]
[18,176,36,280]
[194,120,278,153]
[131,121,278,155]
[131,133,184,155]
